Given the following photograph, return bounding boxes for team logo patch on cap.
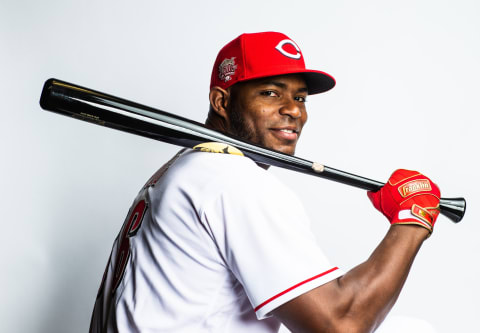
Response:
[218,57,238,82]
[275,39,302,59]
[398,179,432,197]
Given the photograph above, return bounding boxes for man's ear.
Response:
[209,86,230,122]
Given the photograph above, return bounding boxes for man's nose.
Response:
[279,99,302,119]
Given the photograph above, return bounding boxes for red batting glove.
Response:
[367,169,441,234]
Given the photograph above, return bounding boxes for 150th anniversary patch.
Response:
[218,57,237,82]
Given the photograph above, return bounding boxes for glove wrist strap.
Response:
[392,208,434,234]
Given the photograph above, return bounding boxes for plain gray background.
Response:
[1,1,478,332]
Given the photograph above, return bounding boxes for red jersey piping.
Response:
[254,267,339,312]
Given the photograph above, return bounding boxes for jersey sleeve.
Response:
[200,163,344,319]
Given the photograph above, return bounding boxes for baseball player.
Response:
[90,32,441,332]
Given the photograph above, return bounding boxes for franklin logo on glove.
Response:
[398,179,432,197]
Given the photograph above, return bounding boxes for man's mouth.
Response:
[270,127,299,141]
[280,129,295,134]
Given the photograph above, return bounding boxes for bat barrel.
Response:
[39,78,320,172]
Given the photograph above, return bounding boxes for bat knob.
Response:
[439,197,466,223]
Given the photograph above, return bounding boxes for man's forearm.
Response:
[335,224,429,331]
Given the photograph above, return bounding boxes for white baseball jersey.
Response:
[90,149,344,332]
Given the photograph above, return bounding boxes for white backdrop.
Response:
[1,1,479,332]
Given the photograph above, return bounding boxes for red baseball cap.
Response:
[210,32,335,95]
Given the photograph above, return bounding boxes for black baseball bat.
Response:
[39,78,466,223]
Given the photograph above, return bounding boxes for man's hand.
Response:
[368,169,441,234]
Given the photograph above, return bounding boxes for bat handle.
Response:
[317,166,466,223]
[438,197,466,223]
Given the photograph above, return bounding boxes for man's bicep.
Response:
[272,278,348,333]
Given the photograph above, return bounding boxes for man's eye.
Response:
[260,91,278,97]
[295,96,307,103]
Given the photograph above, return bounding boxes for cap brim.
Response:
[230,69,335,95]
[301,70,336,95]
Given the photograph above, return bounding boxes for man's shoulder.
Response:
[165,149,282,192]
[176,149,264,175]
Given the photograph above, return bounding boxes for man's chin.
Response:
[268,145,296,155]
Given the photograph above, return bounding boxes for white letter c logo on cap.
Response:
[275,39,301,59]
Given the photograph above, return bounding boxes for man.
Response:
[90,32,441,332]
